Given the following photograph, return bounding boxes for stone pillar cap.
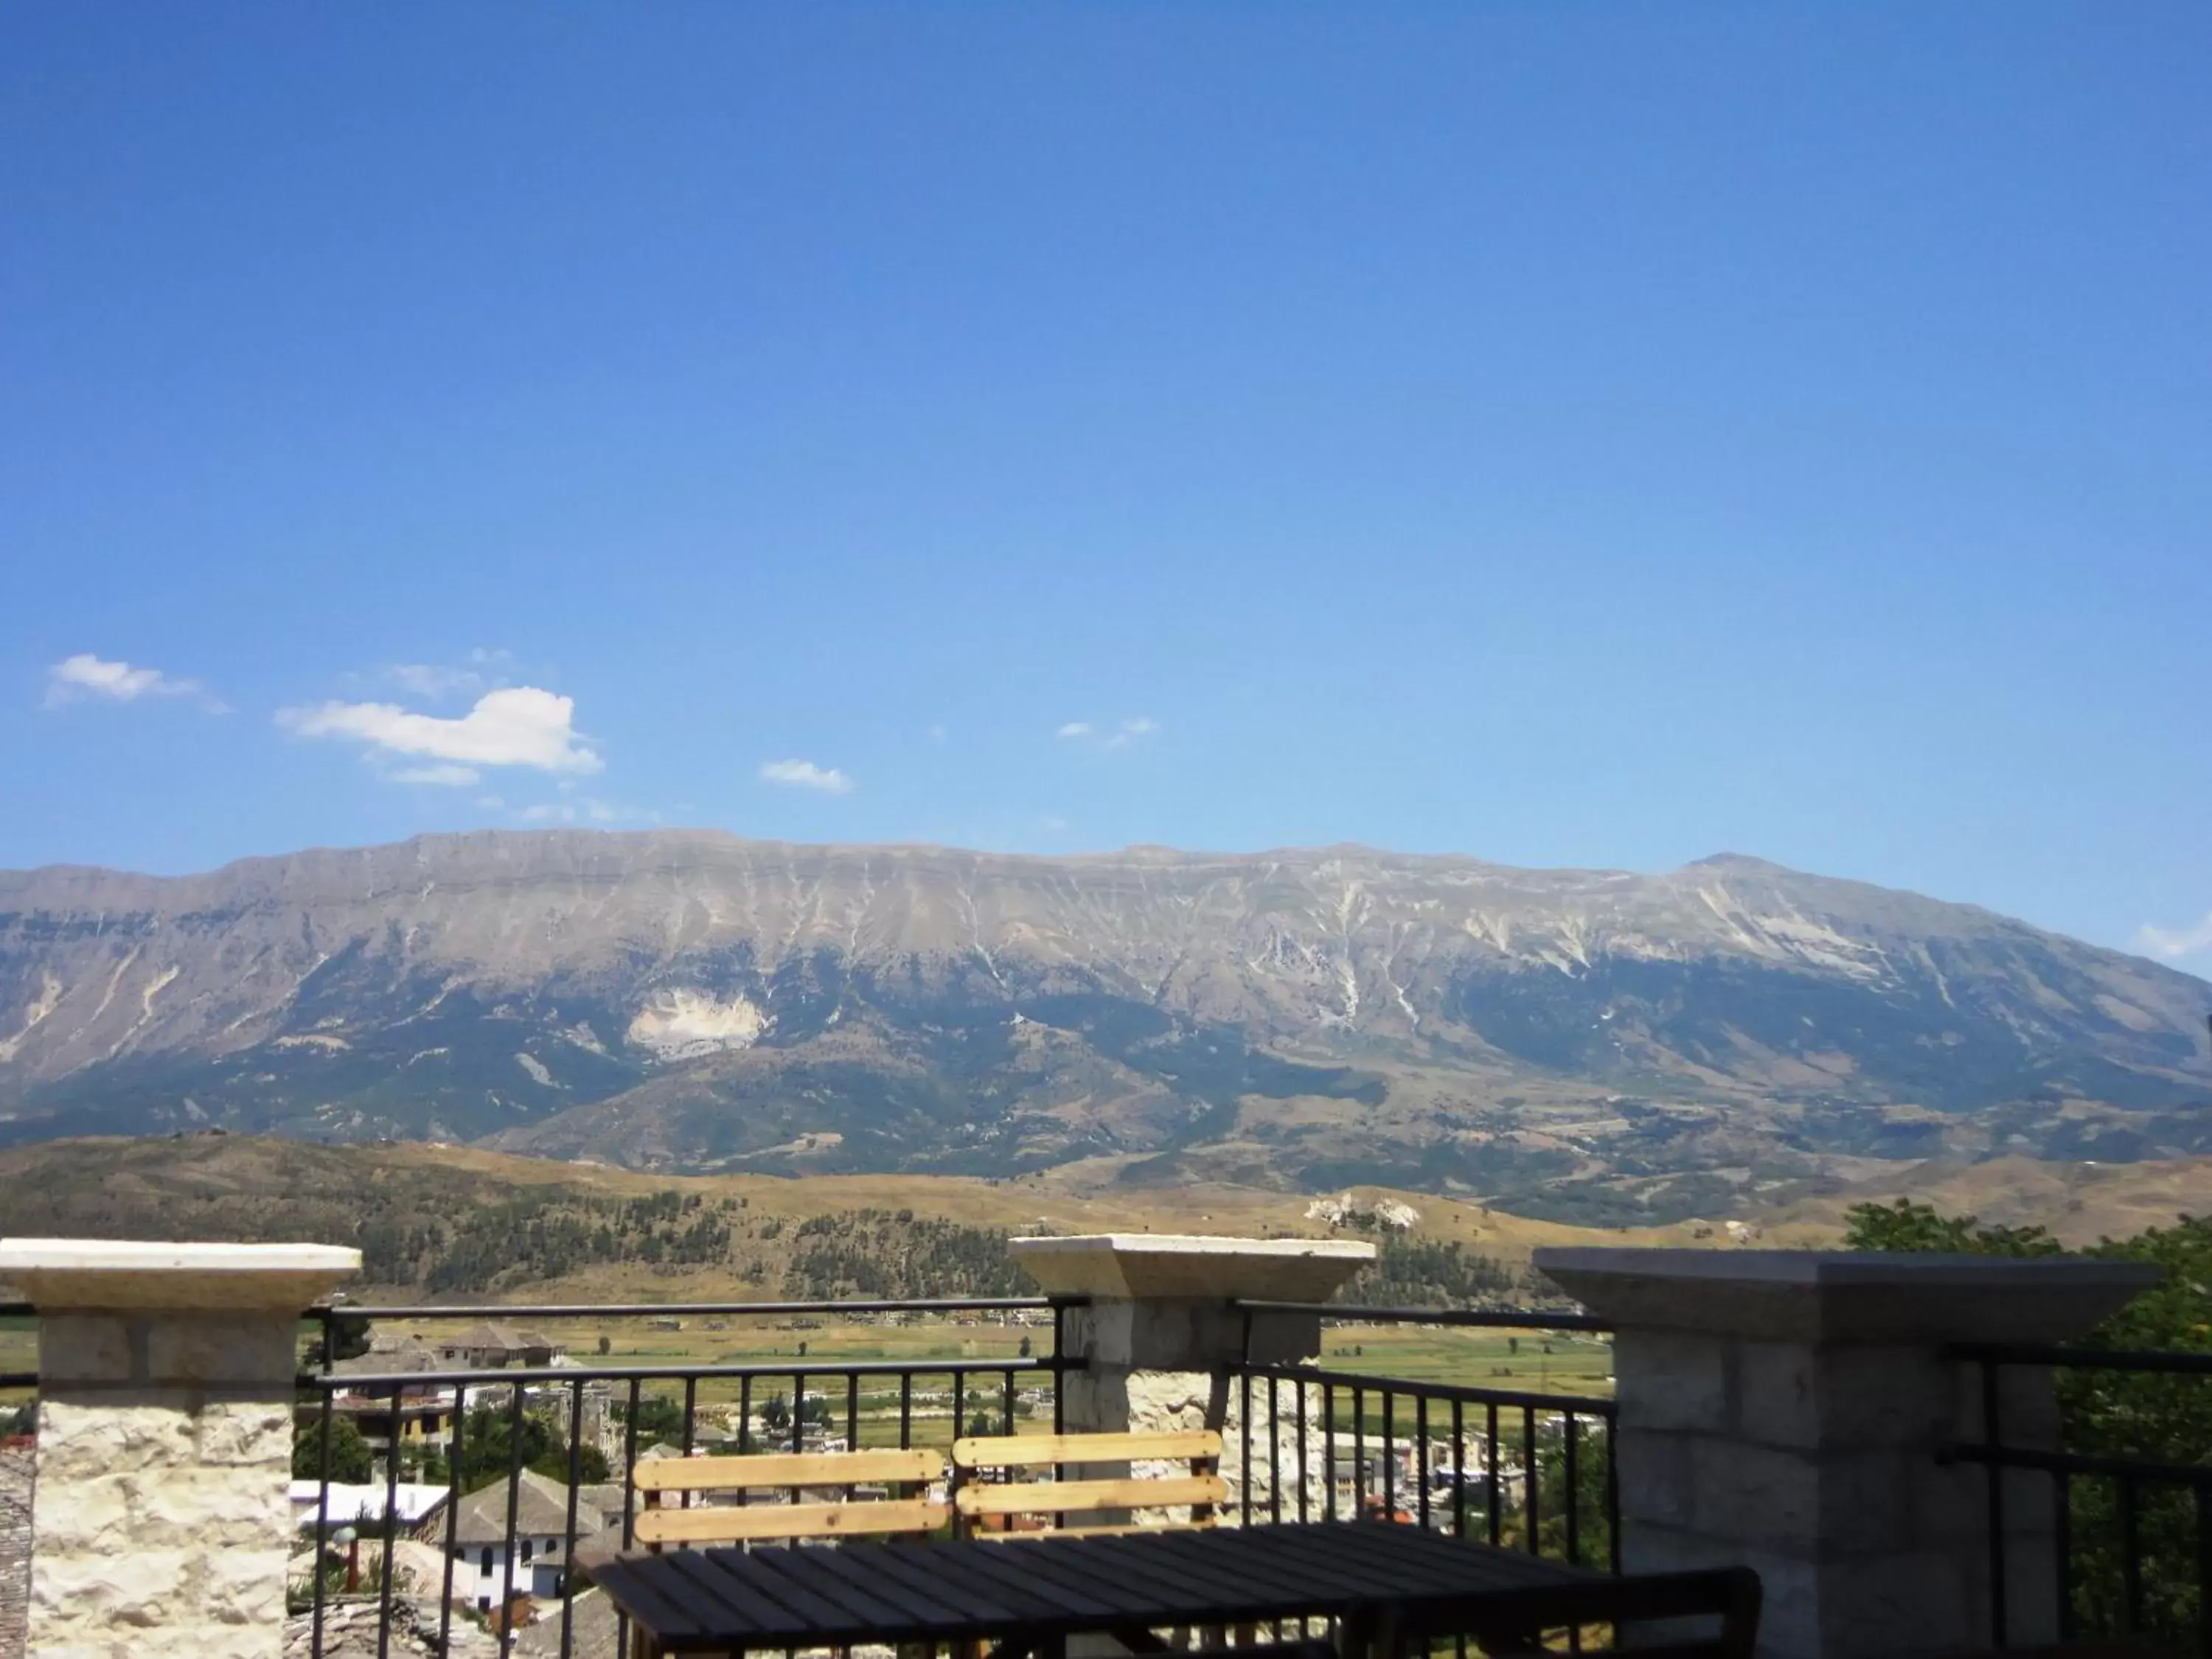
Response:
[0,1237,361,1312]
[1534,1246,2160,1345]
[1010,1234,1374,1300]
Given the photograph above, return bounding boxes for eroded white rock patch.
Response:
[627,989,771,1060]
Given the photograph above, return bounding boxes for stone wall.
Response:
[0,1239,359,1659]
[29,1314,298,1658]
[0,1443,31,1659]
[1537,1246,2162,1659]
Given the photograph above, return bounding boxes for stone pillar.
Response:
[1534,1248,2160,1659]
[1009,1234,1374,1523]
[0,1239,361,1659]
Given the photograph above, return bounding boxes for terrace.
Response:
[0,1232,2191,1659]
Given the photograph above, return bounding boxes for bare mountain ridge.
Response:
[0,830,2205,1222]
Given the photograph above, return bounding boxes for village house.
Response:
[433,1322,566,1369]
[439,1469,624,1612]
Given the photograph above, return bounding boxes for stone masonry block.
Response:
[1739,1344,1947,1452]
[200,1543,289,1627]
[196,1400,293,1467]
[35,1399,195,1481]
[144,1316,298,1388]
[1613,1331,1733,1433]
[32,1548,195,1629]
[1813,1549,1975,1659]
[126,1467,288,1549]
[35,1317,133,1386]
[1124,1368,1213,1433]
[1688,1439,1819,1548]
[1907,1453,2000,1549]
[21,1474,132,1555]
[1612,1430,1696,1530]
[1624,1522,1819,1658]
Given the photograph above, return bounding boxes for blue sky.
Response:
[3,5,2206,968]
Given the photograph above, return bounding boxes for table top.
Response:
[585,1521,1607,1653]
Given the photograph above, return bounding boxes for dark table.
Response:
[585,1521,1627,1657]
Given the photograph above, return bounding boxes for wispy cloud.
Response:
[277,686,602,775]
[381,647,513,700]
[759,758,854,793]
[518,797,658,824]
[1059,716,1158,749]
[2138,914,2212,961]
[44,653,223,711]
[389,763,482,787]
[1105,716,1157,750]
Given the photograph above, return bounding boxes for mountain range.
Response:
[1,830,2205,1224]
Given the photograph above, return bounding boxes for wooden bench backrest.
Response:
[949,1430,1225,1535]
[631,1448,947,1548]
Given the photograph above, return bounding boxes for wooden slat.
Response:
[633,1498,947,1544]
[981,1518,1219,1539]
[953,1431,1220,1469]
[633,1448,943,1493]
[953,1475,1227,1517]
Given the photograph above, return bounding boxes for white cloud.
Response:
[928,724,948,744]
[44,653,220,709]
[1055,722,1093,740]
[759,759,854,793]
[389,763,481,787]
[278,686,601,774]
[382,647,514,700]
[1105,715,1158,749]
[2138,914,2212,960]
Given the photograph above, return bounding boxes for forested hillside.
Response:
[0,1132,1551,1306]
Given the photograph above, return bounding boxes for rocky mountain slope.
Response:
[1,831,2205,1222]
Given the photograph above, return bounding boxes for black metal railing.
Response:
[1947,1342,2212,1655]
[296,1295,1079,1659]
[1228,1301,1618,1573]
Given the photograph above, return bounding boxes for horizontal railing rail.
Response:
[1233,1298,1613,1333]
[313,1294,1063,1324]
[305,1354,1060,1389]
[1944,1341,2212,1655]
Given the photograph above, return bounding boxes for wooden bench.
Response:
[632,1448,948,1548]
[950,1430,1225,1538]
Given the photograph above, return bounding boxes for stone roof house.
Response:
[434,1324,565,1370]
[442,1471,622,1614]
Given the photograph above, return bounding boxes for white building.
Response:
[445,1470,624,1613]
[288,1479,451,1538]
